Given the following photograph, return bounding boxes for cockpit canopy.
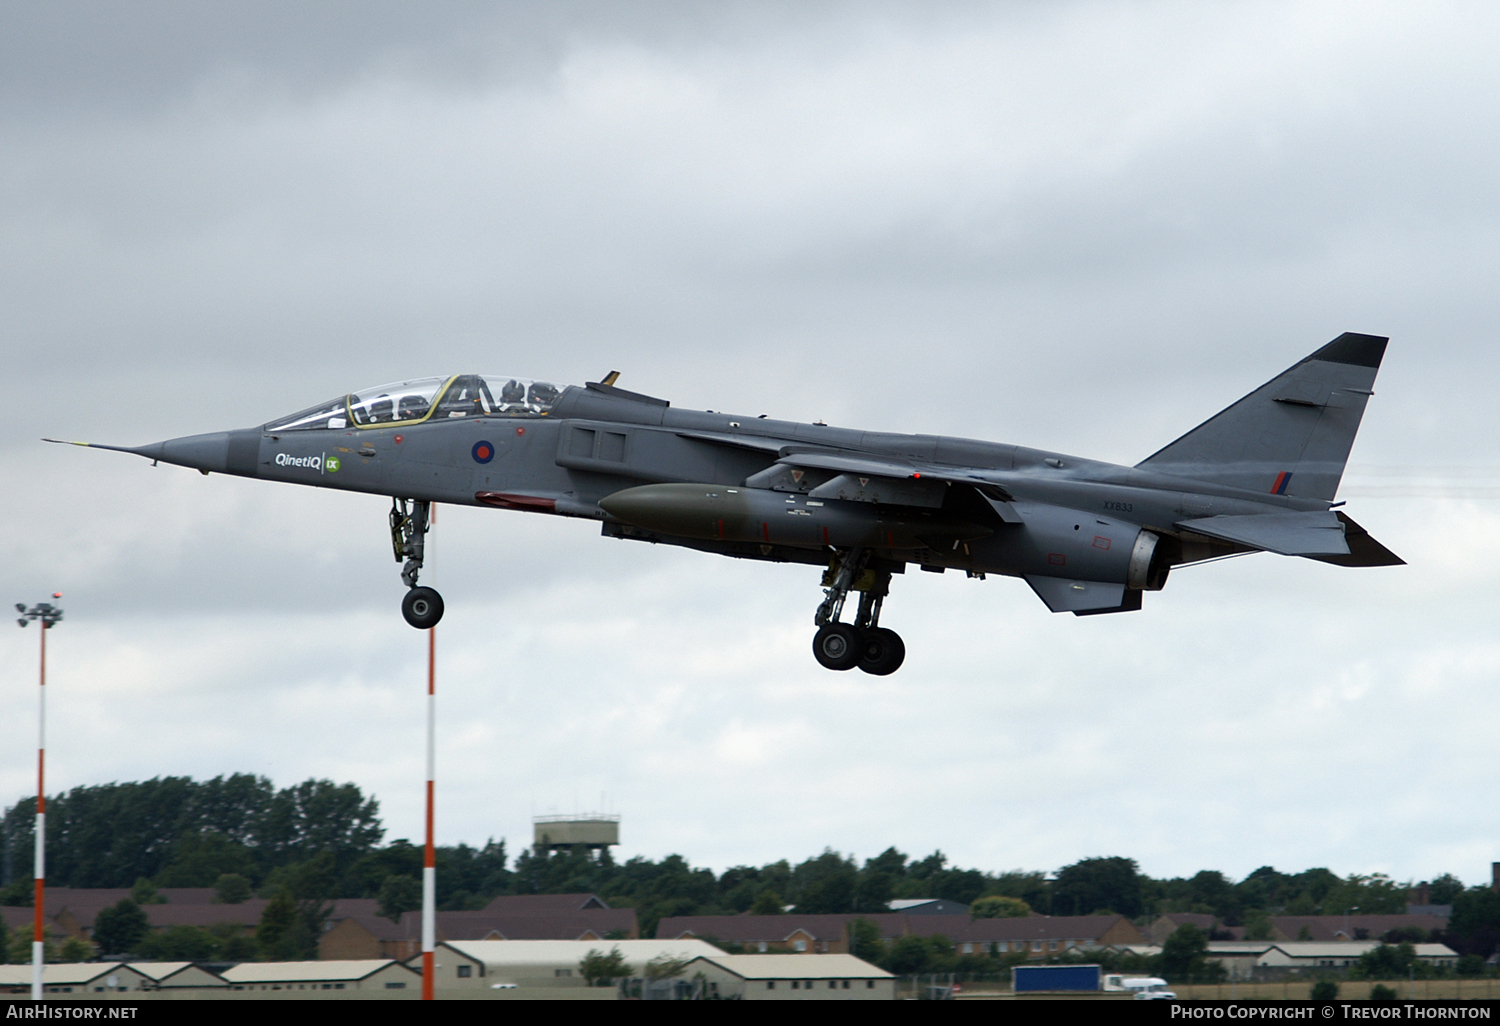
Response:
[267,375,568,431]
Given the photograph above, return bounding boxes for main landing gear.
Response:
[812,548,905,675]
[391,498,444,629]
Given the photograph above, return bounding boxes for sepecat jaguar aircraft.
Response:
[51,332,1402,675]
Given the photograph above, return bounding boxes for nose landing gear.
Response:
[812,548,905,675]
[391,498,444,629]
[401,586,444,630]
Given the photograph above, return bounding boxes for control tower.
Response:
[533,813,620,853]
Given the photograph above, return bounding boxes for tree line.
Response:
[3,776,1498,964]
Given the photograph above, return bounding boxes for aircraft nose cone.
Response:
[156,431,231,473]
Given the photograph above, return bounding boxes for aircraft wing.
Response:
[674,430,788,454]
[769,448,1000,487]
[1176,510,1351,556]
[678,433,1012,494]
[681,434,1026,520]
[771,449,924,479]
[775,450,1024,521]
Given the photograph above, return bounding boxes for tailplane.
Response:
[1137,333,1387,501]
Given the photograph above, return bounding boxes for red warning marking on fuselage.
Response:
[762,522,770,542]
[1093,536,1111,550]
[1048,553,1067,566]
[717,518,725,540]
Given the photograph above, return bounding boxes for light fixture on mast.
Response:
[16,592,62,1002]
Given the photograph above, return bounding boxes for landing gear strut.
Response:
[391,498,444,629]
[812,548,905,675]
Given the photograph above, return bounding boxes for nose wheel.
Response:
[402,586,444,629]
[391,498,445,629]
[812,548,905,675]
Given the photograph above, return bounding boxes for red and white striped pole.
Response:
[422,621,436,1001]
[421,505,436,1001]
[33,618,46,1002]
[15,594,62,1003]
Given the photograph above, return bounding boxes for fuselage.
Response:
[59,335,1398,666]
[137,375,1318,588]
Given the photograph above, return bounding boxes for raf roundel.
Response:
[472,440,495,464]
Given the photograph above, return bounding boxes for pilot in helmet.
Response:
[528,383,560,407]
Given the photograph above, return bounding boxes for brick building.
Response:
[321,893,638,961]
[657,911,1144,957]
[657,913,909,953]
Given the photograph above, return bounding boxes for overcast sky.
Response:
[3,0,1498,889]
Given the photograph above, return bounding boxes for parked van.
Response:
[1104,976,1176,1000]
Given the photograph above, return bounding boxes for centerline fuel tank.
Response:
[597,483,992,551]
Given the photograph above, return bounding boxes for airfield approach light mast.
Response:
[423,621,436,1001]
[15,594,63,1002]
[421,504,437,1001]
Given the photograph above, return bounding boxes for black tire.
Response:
[812,624,860,671]
[402,587,445,629]
[857,627,906,676]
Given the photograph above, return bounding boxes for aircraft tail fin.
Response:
[1135,333,1387,501]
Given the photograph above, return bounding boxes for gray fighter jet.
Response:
[52,332,1401,674]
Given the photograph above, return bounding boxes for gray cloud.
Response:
[2,1,1497,884]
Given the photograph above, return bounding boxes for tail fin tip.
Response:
[1301,332,1388,369]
